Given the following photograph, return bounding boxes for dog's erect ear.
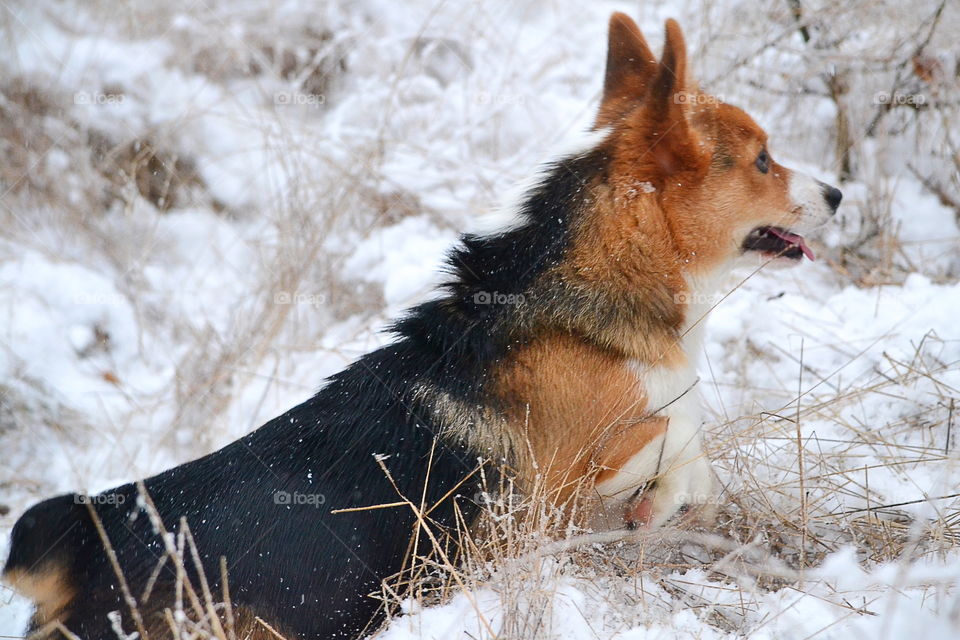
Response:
[649,19,687,115]
[647,19,698,175]
[595,13,658,128]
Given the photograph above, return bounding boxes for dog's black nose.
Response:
[820,182,842,213]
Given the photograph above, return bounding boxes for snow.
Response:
[343,216,457,308]
[2,0,960,638]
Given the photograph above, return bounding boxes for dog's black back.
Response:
[6,322,493,638]
[4,145,603,639]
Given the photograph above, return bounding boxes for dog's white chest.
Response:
[593,290,715,515]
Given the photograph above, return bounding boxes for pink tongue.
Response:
[768,227,815,261]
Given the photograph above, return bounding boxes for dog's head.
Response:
[594,13,841,273]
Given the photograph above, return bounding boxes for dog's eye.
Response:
[755,149,770,174]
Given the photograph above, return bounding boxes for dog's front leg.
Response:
[592,416,715,528]
[629,446,715,528]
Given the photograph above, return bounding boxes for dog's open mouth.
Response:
[742,226,814,261]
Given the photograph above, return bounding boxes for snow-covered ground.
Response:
[2,0,959,637]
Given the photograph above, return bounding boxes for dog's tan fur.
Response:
[4,564,74,633]
[494,332,654,500]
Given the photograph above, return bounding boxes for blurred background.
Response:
[1,1,959,637]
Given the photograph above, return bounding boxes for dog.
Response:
[3,13,841,639]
